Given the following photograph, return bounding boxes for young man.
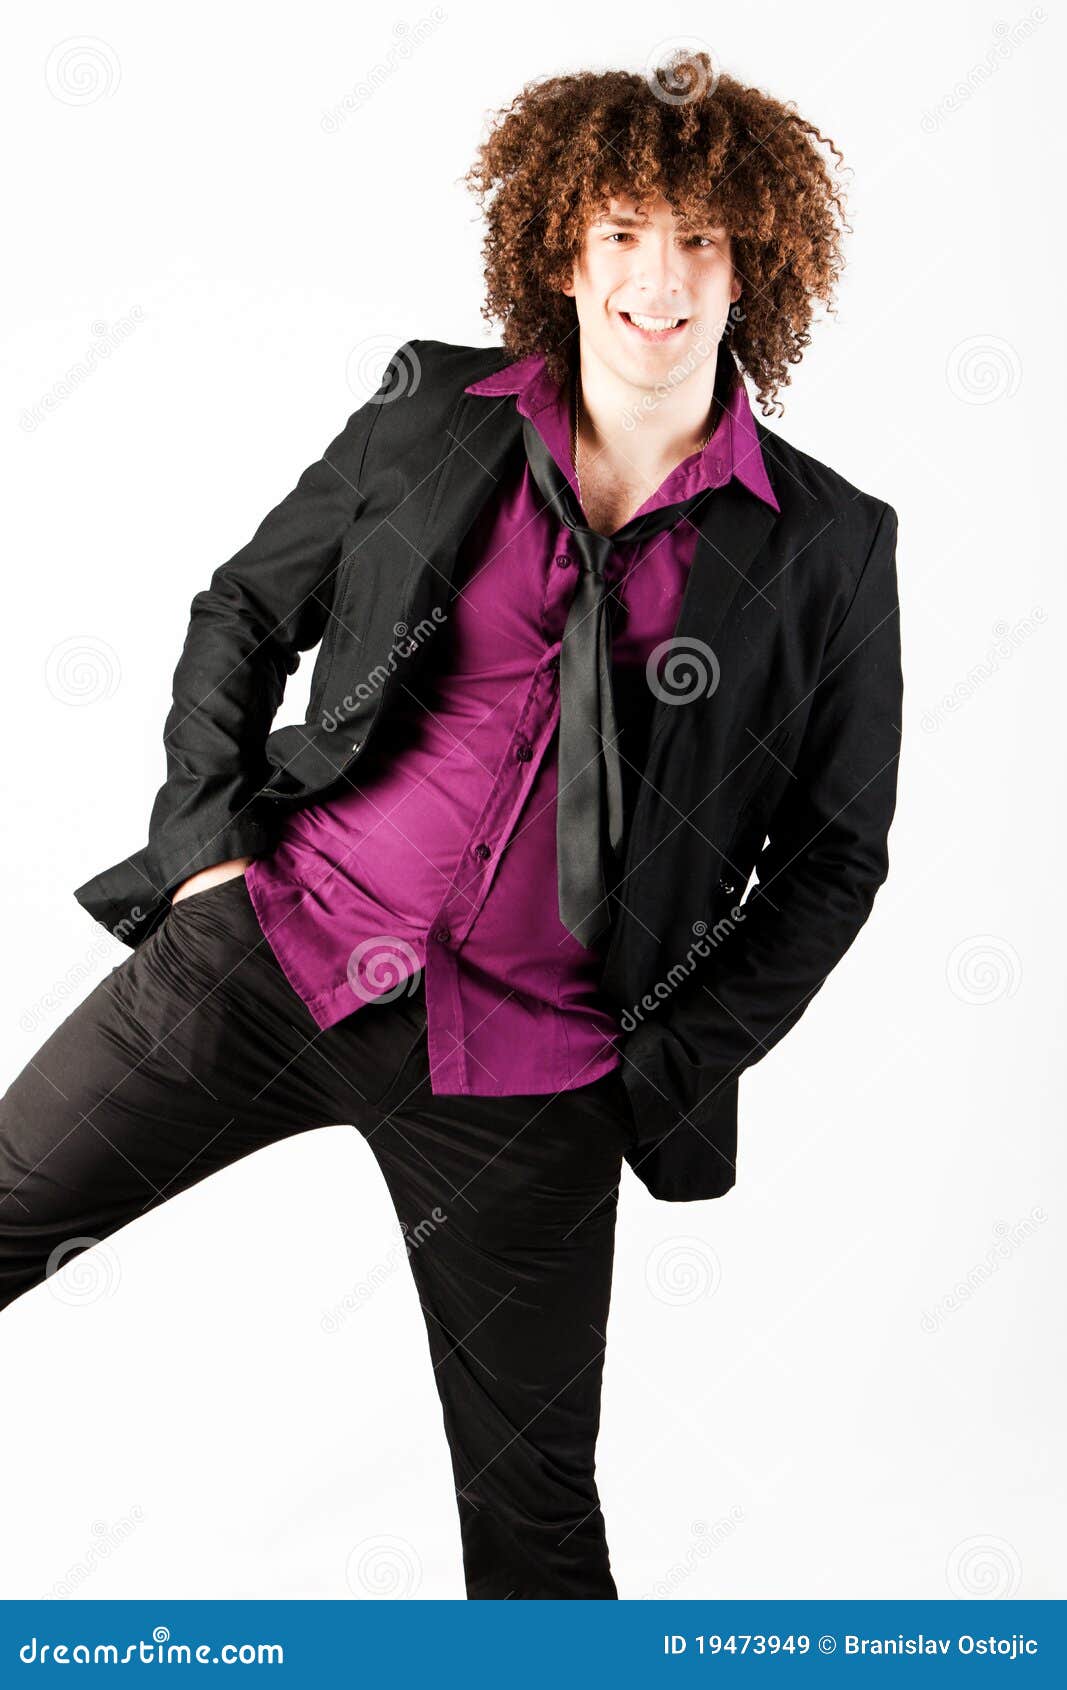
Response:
[0,57,902,1599]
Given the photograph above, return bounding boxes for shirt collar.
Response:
[464,342,780,517]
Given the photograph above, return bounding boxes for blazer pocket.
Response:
[715,726,792,901]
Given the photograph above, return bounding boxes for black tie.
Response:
[521,413,709,949]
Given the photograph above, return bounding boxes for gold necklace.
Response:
[570,369,718,498]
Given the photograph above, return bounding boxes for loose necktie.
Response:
[521,413,710,949]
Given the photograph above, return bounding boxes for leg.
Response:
[0,876,430,1312]
[364,1055,633,1599]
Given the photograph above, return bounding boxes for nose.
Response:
[631,234,685,306]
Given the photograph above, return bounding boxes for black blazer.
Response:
[73,338,903,1204]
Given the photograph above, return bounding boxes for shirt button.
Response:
[548,655,560,674]
[472,842,491,860]
[554,553,573,568]
[516,741,533,762]
[432,925,451,944]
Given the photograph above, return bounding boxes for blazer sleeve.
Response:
[140,345,410,897]
[621,500,903,1128]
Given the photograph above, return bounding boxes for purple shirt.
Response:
[244,350,779,1096]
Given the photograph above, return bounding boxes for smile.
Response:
[618,310,689,343]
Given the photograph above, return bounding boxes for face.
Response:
[561,188,741,387]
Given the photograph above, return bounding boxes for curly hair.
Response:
[462,51,850,416]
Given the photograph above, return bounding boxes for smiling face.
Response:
[561,188,742,389]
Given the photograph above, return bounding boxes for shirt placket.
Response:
[423,520,578,1092]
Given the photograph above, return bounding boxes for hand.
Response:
[170,857,252,907]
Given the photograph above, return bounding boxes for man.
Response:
[0,57,902,1598]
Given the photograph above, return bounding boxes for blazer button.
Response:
[718,877,737,896]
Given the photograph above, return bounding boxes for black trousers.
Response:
[0,875,636,1599]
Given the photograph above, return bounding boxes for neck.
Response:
[571,341,726,484]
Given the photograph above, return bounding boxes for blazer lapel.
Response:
[644,478,780,757]
[410,392,526,602]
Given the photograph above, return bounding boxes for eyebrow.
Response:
[593,212,726,234]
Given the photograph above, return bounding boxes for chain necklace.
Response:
[570,366,718,501]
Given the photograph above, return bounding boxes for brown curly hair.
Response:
[462,51,850,416]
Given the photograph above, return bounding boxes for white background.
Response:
[1,0,1062,1601]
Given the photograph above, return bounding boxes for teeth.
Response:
[627,313,682,331]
